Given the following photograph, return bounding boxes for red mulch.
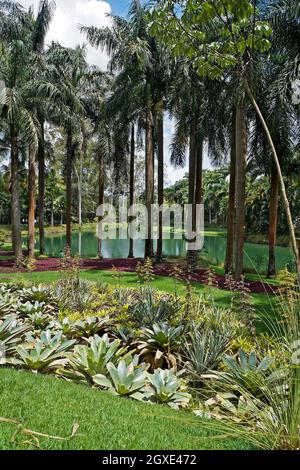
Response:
[0,256,277,295]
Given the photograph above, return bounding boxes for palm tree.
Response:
[45,43,88,253]
[82,0,169,259]
[27,0,56,258]
[224,107,236,274]
[234,104,248,281]
[169,62,228,265]
[248,0,300,277]
[0,1,39,260]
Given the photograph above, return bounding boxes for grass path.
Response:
[0,369,251,450]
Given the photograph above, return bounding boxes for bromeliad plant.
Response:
[93,356,149,400]
[19,286,57,307]
[62,334,133,384]
[10,330,76,373]
[0,315,30,356]
[27,312,52,331]
[136,322,184,370]
[0,292,17,318]
[70,316,113,339]
[18,301,48,318]
[145,369,191,410]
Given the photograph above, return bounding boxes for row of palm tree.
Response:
[0,0,299,281]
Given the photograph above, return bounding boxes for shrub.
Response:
[0,230,7,247]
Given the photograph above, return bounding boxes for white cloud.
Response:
[19,0,112,69]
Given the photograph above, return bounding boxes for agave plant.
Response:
[183,324,232,382]
[93,357,149,400]
[131,287,182,326]
[62,334,133,384]
[71,316,113,339]
[136,322,184,370]
[145,369,191,410]
[0,315,30,356]
[10,330,76,372]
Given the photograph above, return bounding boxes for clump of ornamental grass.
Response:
[195,286,300,450]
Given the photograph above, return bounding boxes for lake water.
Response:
[34,230,293,273]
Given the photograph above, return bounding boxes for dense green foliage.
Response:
[165,169,300,236]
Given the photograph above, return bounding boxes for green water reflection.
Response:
[33,231,293,272]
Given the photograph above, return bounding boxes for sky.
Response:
[19,0,212,185]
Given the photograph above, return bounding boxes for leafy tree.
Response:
[149,0,299,280]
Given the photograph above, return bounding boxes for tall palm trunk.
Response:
[75,159,83,227]
[194,138,203,262]
[50,201,54,227]
[128,124,135,259]
[156,109,164,262]
[66,128,74,254]
[28,149,36,258]
[38,118,46,255]
[225,107,237,274]
[145,109,154,259]
[243,77,300,282]
[234,105,247,281]
[187,118,197,265]
[98,148,104,259]
[267,164,279,278]
[10,132,22,259]
[195,139,203,206]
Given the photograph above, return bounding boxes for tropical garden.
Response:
[0,0,299,451]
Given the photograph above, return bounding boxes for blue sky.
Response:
[109,0,131,17]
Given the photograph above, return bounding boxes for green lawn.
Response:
[0,368,251,450]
